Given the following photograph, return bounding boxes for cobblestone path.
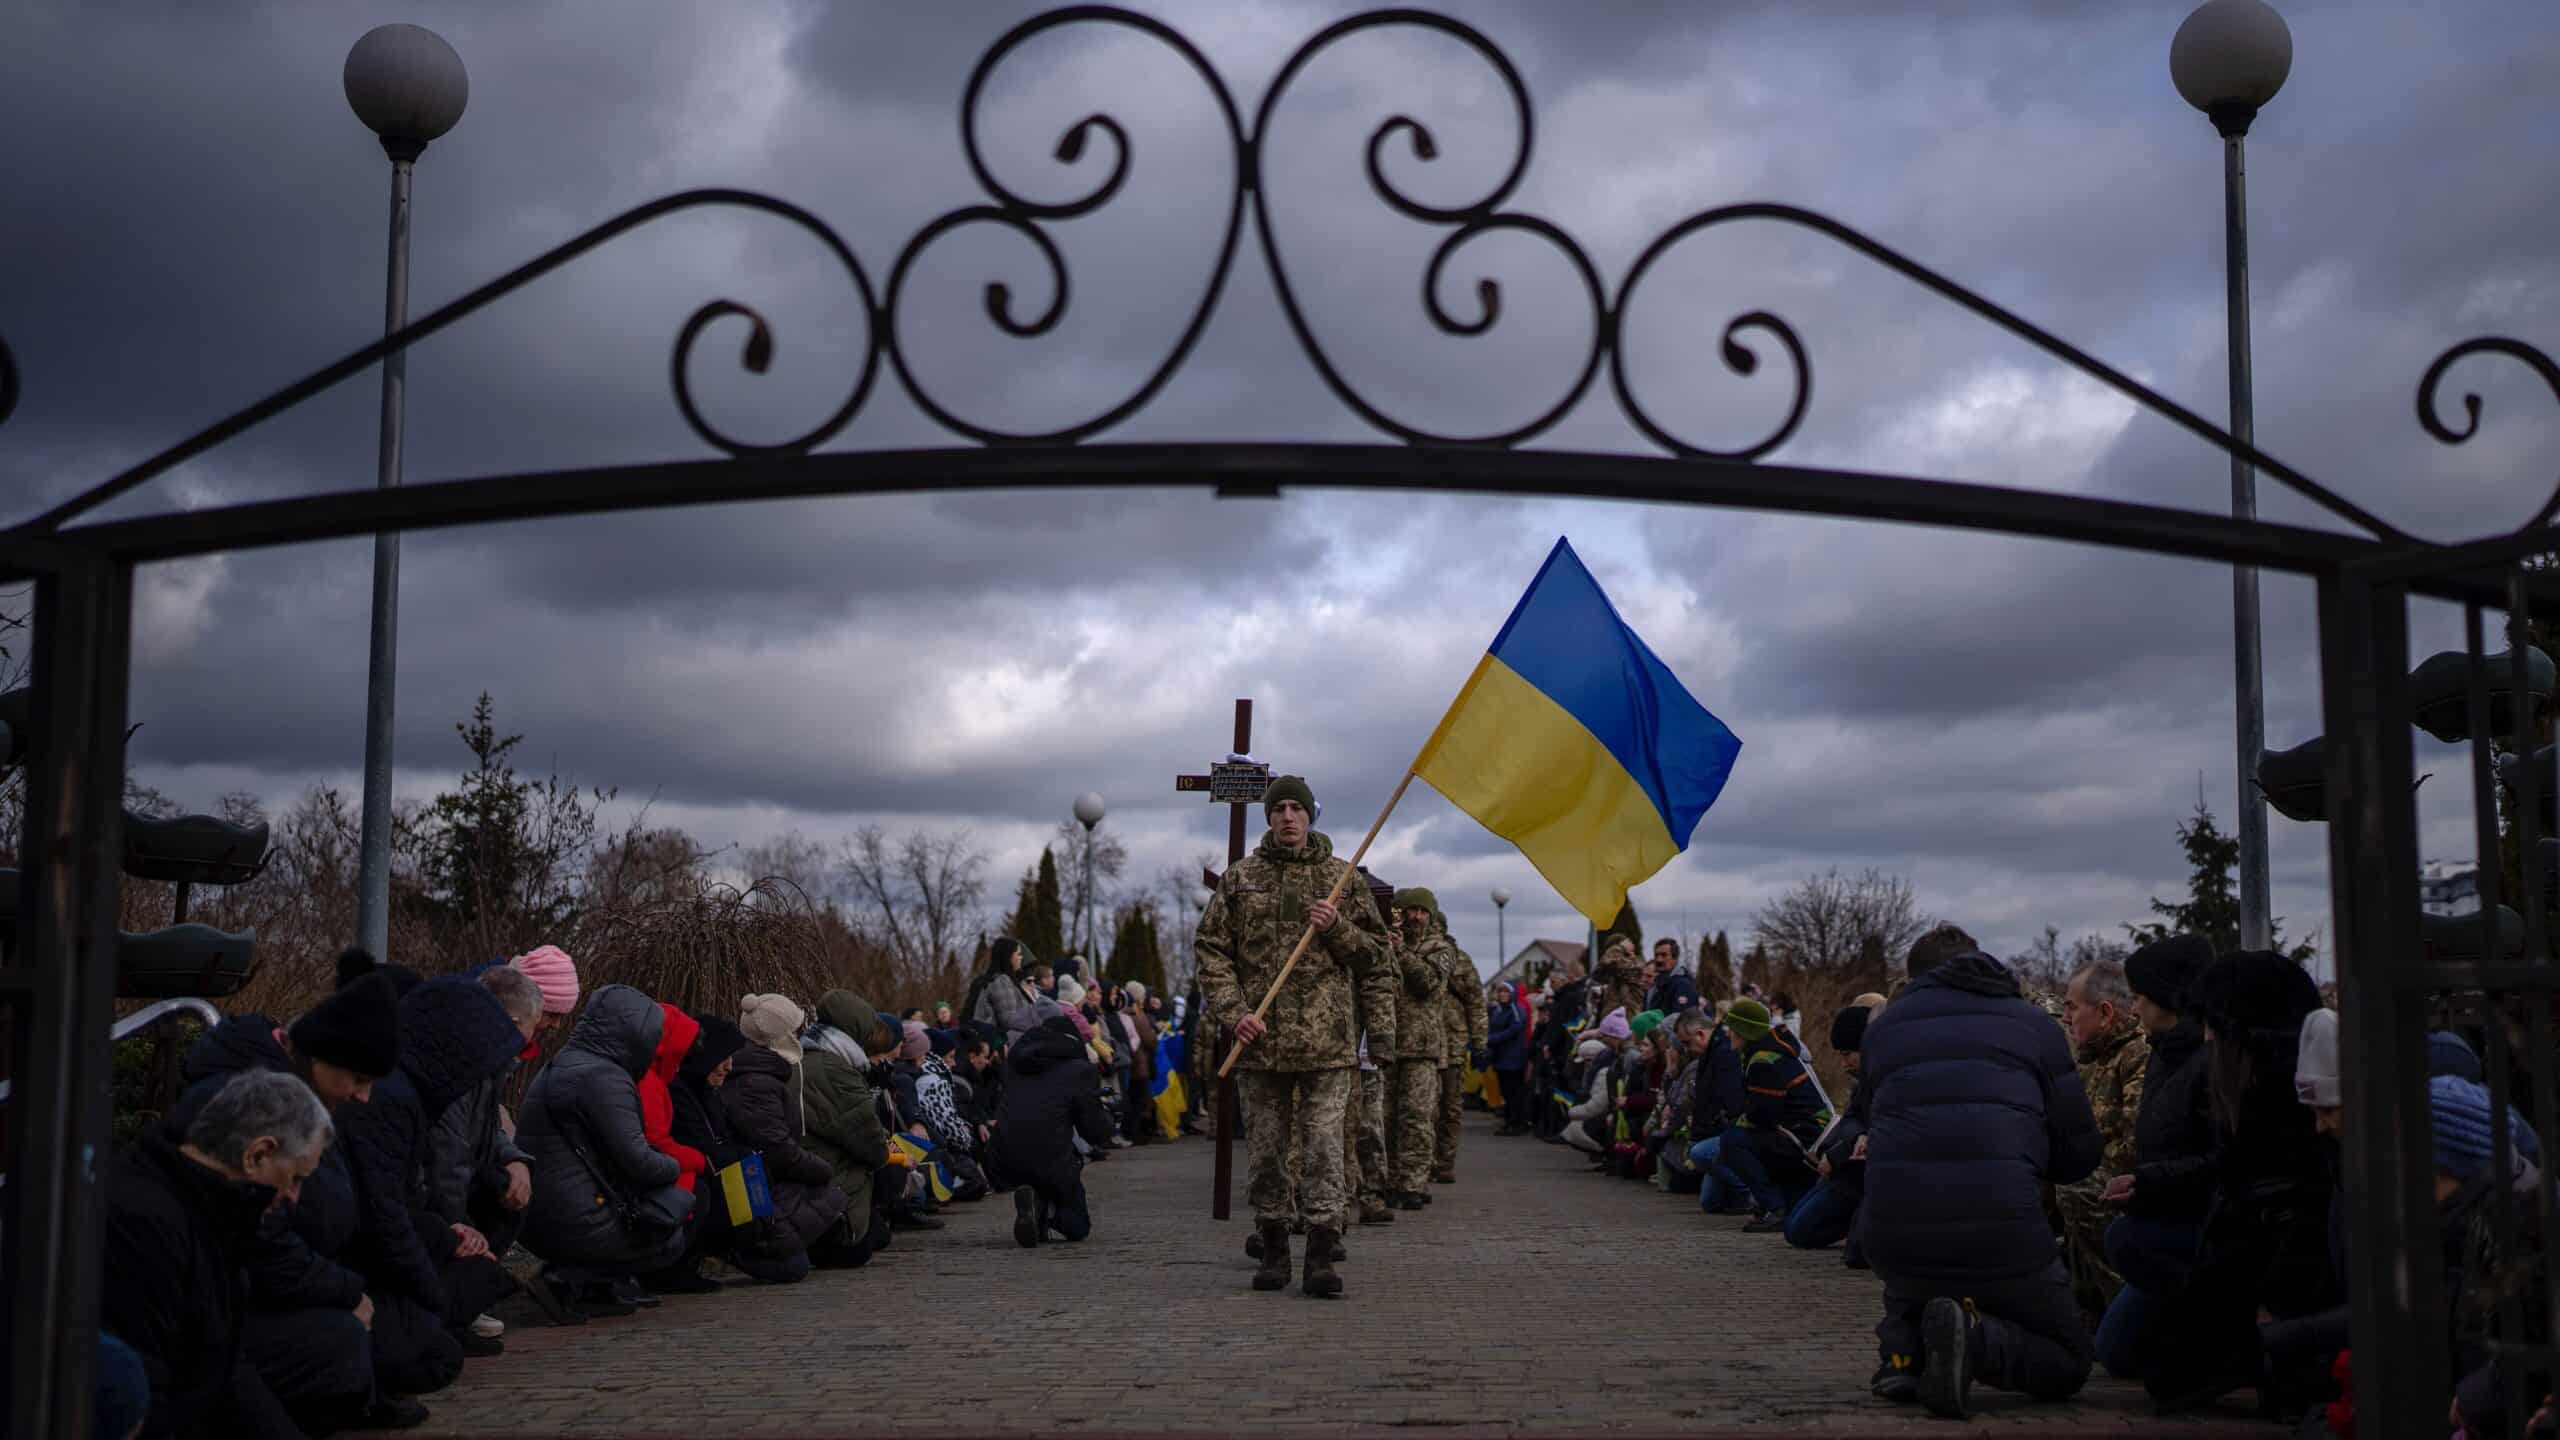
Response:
[391,1112,2278,1437]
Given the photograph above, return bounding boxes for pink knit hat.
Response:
[509,945,580,1016]
[899,1020,930,1062]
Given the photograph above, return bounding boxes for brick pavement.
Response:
[387,1112,2278,1438]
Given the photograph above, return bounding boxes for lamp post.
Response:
[1073,791,1106,963]
[2172,0,2289,953]
[1491,888,1511,973]
[344,24,467,962]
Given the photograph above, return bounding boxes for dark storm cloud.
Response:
[11,0,2560,971]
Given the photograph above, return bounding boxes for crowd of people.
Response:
[96,936,1186,1438]
[81,766,2557,1436]
[1500,925,2553,1432]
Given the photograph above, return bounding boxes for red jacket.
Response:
[639,1003,709,1193]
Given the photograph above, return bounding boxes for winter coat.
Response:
[337,976,525,1312]
[1386,927,1454,1060]
[989,1016,1116,1195]
[972,970,1039,1043]
[801,995,892,1219]
[1486,996,1529,1072]
[1194,830,1393,1072]
[1645,968,1702,1016]
[1128,1008,1158,1083]
[885,1059,927,1131]
[639,1004,709,1193]
[1542,977,1590,1058]
[1590,942,1648,1028]
[1443,942,1487,1066]
[1690,1028,1746,1136]
[2127,1021,2216,1222]
[421,1064,533,1226]
[1859,951,2100,1285]
[718,1045,853,1249]
[100,1135,297,1440]
[1738,1025,1830,1147]
[913,1053,976,1153]
[169,1017,368,1315]
[519,984,686,1265]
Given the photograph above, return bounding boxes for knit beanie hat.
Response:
[1574,1037,1608,1063]
[1597,1007,1632,1041]
[509,944,581,1016]
[1629,1009,1665,1041]
[1057,975,1087,1008]
[288,972,402,1078]
[1262,774,1316,817]
[817,988,890,1052]
[1062,1005,1095,1043]
[1392,887,1438,915]
[1850,992,1887,1009]
[2197,950,2321,1036]
[2430,1074,2542,1181]
[899,1020,930,1062]
[739,993,806,1064]
[2427,1029,2485,1082]
[1724,998,1773,1041]
[2295,1008,2341,1107]
[1829,1003,1873,1054]
[2125,933,2215,1012]
[681,1012,748,1083]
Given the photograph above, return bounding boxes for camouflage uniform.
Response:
[1433,918,1485,1181]
[2055,1016,2149,1313]
[1591,937,1648,1028]
[1387,908,1455,1196]
[1195,827,1390,1234]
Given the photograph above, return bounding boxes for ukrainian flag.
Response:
[1414,538,1740,928]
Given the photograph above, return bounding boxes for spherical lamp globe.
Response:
[2170,0,2291,130]
[1072,792,1107,829]
[345,24,469,154]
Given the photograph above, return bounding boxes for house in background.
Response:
[1490,938,1586,991]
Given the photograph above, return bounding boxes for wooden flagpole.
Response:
[1216,768,1420,1079]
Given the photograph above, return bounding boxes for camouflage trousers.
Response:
[1434,1063,1464,1178]
[2054,1177,2124,1313]
[1242,1067,1354,1231]
[1386,1058,1442,1193]
[1356,1068,1390,1205]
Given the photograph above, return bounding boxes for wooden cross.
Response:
[1174,698,1257,1219]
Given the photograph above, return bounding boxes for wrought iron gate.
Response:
[3,8,2554,1434]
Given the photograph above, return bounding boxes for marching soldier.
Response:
[1354,870,1400,1226]
[1384,888,1455,1209]
[1432,909,1486,1185]
[1195,776,1391,1298]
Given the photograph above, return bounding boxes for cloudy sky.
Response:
[8,1,2558,980]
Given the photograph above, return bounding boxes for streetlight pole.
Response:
[1491,888,1510,974]
[344,25,467,962]
[1073,792,1106,965]
[2173,0,2289,952]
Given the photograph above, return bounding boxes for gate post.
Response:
[1,550,134,1439]
[2314,571,2444,1436]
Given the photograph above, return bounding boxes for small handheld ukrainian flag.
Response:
[1414,538,1740,929]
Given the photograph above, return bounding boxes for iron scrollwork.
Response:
[2417,336,2560,534]
[5,5,2547,550]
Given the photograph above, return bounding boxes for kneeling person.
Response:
[991,1012,1117,1245]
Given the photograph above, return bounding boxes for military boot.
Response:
[1251,1222,1291,1291]
[1301,1226,1344,1299]
[1358,1196,1395,1225]
[1322,1230,1347,1263]
[1244,1230,1264,1259]
[1393,1189,1426,1211]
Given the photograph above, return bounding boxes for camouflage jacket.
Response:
[1591,939,1647,1027]
[1442,942,1487,1064]
[2077,1018,2149,1181]
[1357,924,1399,1057]
[1391,925,1457,1060]
[1195,830,1390,1072]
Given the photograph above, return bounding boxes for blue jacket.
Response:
[1860,951,2100,1285]
[1485,997,1528,1071]
[1645,969,1701,1015]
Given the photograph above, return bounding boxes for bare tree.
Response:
[1749,867,1930,978]
[587,816,715,910]
[1050,818,1129,959]
[2017,925,2067,990]
[840,826,988,976]
[2067,932,2130,971]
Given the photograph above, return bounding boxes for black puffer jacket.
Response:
[101,1136,298,1439]
[519,984,683,1262]
[1860,951,2099,1285]
[988,1016,1115,1196]
[720,1044,853,1248]
[169,1016,368,1313]
[2127,1020,2215,1221]
[337,977,523,1311]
